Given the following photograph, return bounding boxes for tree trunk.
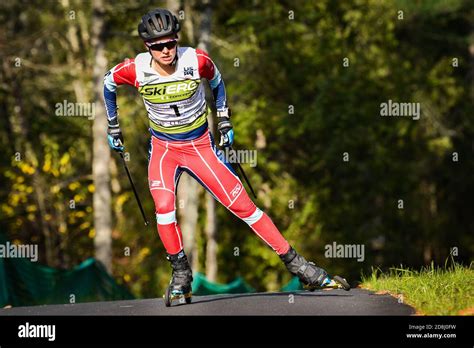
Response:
[183,0,196,43]
[91,0,112,273]
[169,0,201,269]
[177,174,200,269]
[166,0,180,13]
[60,0,88,269]
[205,177,218,281]
[198,0,218,282]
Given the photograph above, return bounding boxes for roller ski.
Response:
[163,251,193,307]
[280,247,350,291]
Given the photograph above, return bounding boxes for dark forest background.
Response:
[0,0,472,297]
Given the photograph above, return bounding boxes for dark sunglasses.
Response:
[149,40,177,51]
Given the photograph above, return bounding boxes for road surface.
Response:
[0,288,414,315]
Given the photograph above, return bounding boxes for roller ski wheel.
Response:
[333,275,351,291]
[185,292,192,304]
[164,286,192,307]
[164,286,171,307]
[305,275,351,292]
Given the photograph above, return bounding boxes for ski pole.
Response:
[119,152,149,226]
[230,146,257,199]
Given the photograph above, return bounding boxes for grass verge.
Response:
[361,261,473,315]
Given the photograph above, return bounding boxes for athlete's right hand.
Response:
[107,125,124,152]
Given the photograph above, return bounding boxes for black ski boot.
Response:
[280,247,329,289]
[164,251,193,307]
[280,247,351,291]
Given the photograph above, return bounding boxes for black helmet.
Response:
[138,8,180,41]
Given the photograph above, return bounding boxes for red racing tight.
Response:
[148,129,290,256]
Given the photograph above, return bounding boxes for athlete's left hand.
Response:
[219,127,234,147]
[217,108,233,147]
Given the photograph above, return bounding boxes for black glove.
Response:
[217,108,233,147]
[107,125,124,152]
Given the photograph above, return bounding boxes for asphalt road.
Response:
[0,288,414,315]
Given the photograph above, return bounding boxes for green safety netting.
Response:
[191,272,303,295]
[0,235,133,307]
[280,275,305,292]
[191,272,256,295]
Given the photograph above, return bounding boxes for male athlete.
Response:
[103,8,335,298]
